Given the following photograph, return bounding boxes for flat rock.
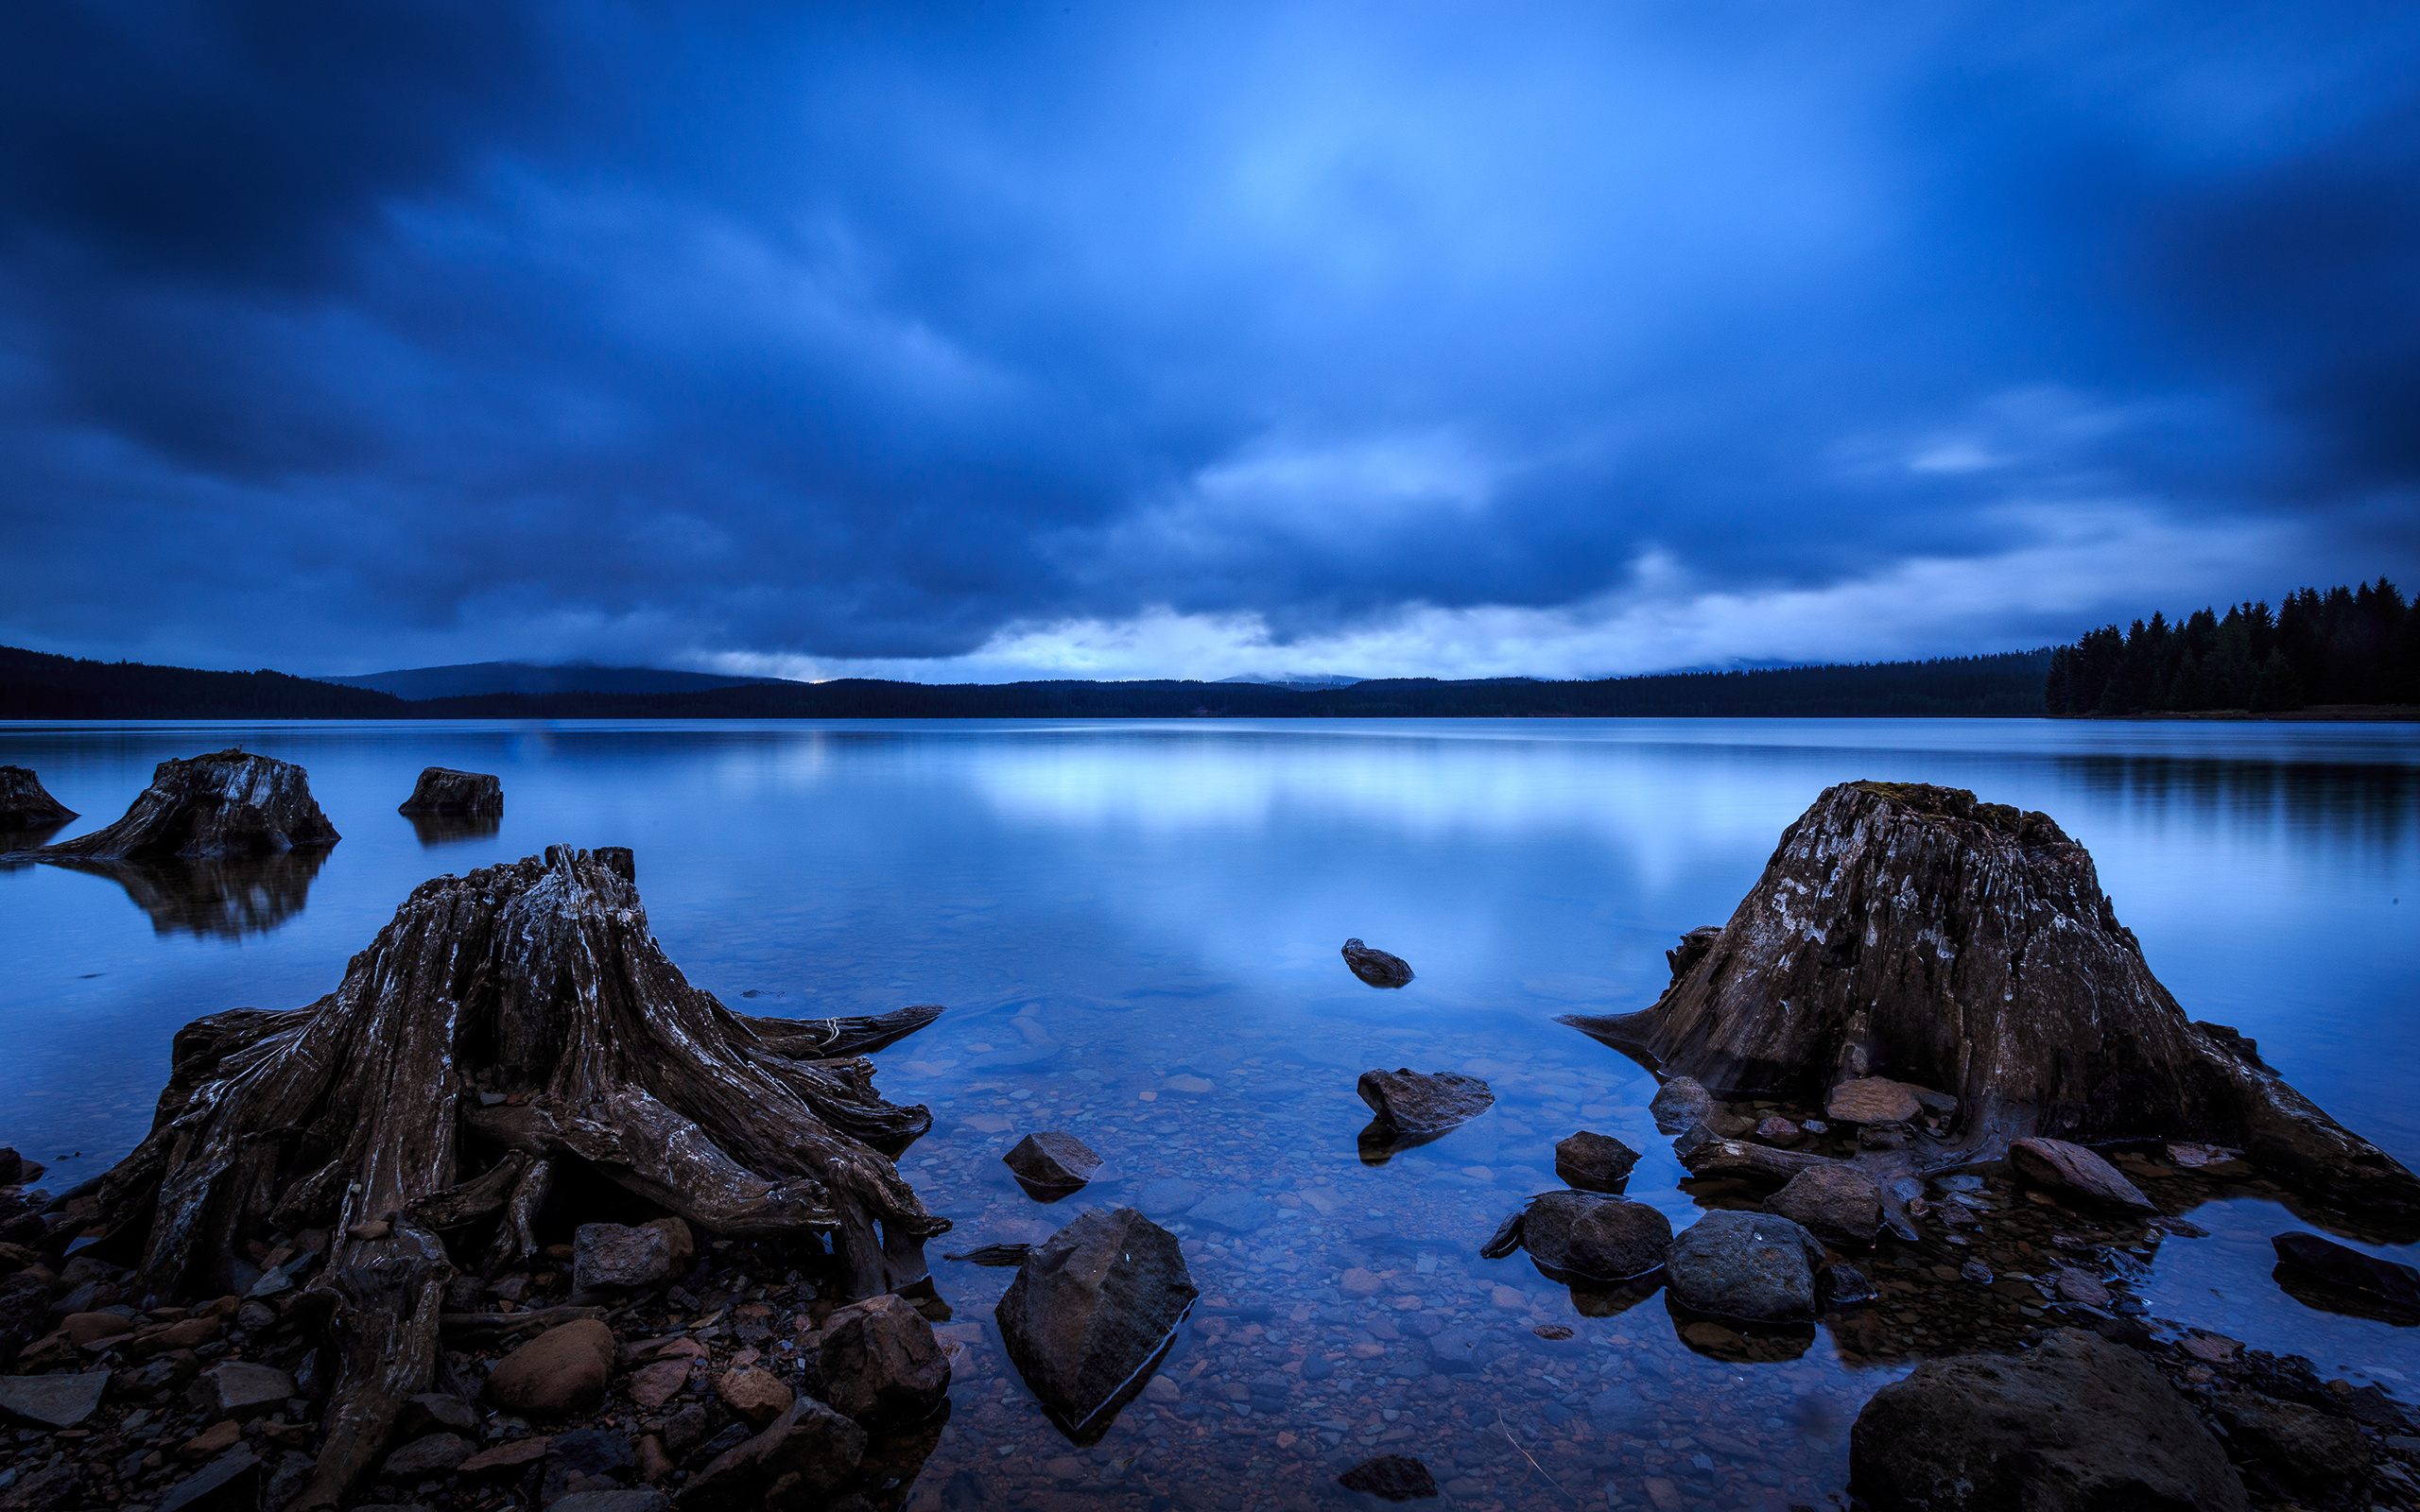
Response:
[626,1358,691,1411]
[1664,1210,1824,1322]
[1850,1328,2248,1511]
[1357,1069,1494,1136]
[816,1292,951,1427]
[486,1317,616,1420]
[2009,1138,2156,1212]
[1764,1165,1883,1248]
[995,1206,1200,1444]
[1493,1191,1671,1282]
[458,1437,550,1480]
[1184,1193,1275,1233]
[2271,1230,2420,1318]
[1552,1131,1638,1192]
[1134,1177,1206,1215]
[713,1367,793,1428]
[574,1222,674,1292]
[1003,1131,1102,1189]
[0,1370,110,1430]
[1338,1453,1437,1500]
[194,1361,295,1422]
[382,1433,475,1478]
[154,1448,260,1512]
[1824,1077,1923,1125]
[1649,1076,1715,1135]
[1340,938,1414,988]
[2052,1267,2111,1307]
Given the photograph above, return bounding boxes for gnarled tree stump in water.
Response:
[0,765,76,830]
[39,748,338,859]
[1561,782,2420,1230]
[397,766,503,816]
[73,845,947,1508]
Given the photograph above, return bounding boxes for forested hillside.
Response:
[2045,578,2419,714]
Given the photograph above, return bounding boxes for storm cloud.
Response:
[3,1,2416,679]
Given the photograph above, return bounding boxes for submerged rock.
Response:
[1849,1328,2248,1511]
[1002,1130,1102,1191]
[397,765,503,816]
[994,1207,1199,1444]
[1357,1069,1494,1136]
[1664,1210,1824,1322]
[1481,1190,1670,1282]
[1648,1076,1715,1135]
[1764,1164,1883,1248]
[38,748,339,860]
[1340,937,1415,988]
[1337,1453,1438,1500]
[1553,1130,1639,1192]
[2271,1230,2420,1321]
[0,765,76,830]
[2009,1138,2156,1213]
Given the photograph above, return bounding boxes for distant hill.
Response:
[321,660,794,699]
[0,643,2053,720]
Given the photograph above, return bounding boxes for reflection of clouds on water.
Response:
[42,849,331,938]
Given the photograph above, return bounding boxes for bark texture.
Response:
[396,767,503,817]
[70,844,946,1508]
[0,765,76,829]
[38,749,338,859]
[1562,782,2420,1228]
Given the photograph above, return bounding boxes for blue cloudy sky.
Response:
[4,2,2416,681]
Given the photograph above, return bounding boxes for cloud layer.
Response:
[3,2,2416,679]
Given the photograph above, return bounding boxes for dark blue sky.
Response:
[4,2,2416,680]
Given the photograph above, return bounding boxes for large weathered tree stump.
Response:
[1561,782,2420,1228]
[71,845,947,1508]
[38,748,338,859]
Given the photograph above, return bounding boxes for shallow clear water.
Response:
[3,717,2415,1509]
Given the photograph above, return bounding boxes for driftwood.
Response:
[38,748,338,859]
[69,844,947,1508]
[1563,782,2420,1229]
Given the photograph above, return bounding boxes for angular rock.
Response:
[1764,1165,1883,1248]
[457,1437,550,1481]
[2009,1138,2156,1213]
[381,1433,475,1478]
[1648,1076,1715,1135]
[1824,1077,1922,1125]
[1553,1131,1638,1192]
[0,766,76,829]
[193,1361,296,1422]
[2214,1393,2371,1496]
[2051,1267,2111,1308]
[395,1392,480,1439]
[154,1449,261,1512]
[1357,1069,1494,1136]
[1184,1193,1274,1233]
[396,767,504,816]
[1340,938,1414,988]
[549,1493,667,1512]
[995,1206,1199,1444]
[2271,1230,2420,1320]
[1484,1191,1671,1282]
[486,1317,617,1420]
[1849,1328,2248,1511]
[1338,1453,1437,1500]
[38,749,338,860]
[816,1292,951,1427]
[0,1371,110,1430]
[640,1216,696,1273]
[1664,1210,1824,1322]
[1003,1131,1102,1190]
[574,1222,674,1292]
[1558,781,2420,1228]
[713,1367,792,1428]
[681,1396,864,1507]
[1753,1116,1802,1146]
[627,1358,691,1411]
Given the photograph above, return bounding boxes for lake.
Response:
[3,717,2415,1509]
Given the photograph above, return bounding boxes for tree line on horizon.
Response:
[2044,577,2419,715]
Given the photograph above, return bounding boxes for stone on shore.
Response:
[192,1361,295,1421]
[1824,1077,1923,1125]
[2270,1230,2420,1318]
[486,1318,617,1419]
[1849,1328,2249,1511]
[1487,1191,1671,1282]
[381,1433,475,1478]
[1553,1131,1639,1192]
[1649,1076,1715,1135]
[815,1292,950,1427]
[573,1222,674,1292]
[1357,1069,1494,1136]
[0,1370,110,1430]
[1664,1210,1824,1322]
[1764,1165,1883,1248]
[2009,1138,2157,1212]
[397,766,504,816]
[1003,1130,1103,1190]
[713,1367,793,1428]
[1340,938,1414,988]
[995,1207,1200,1444]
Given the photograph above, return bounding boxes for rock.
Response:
[1357,1069,1495,1136]
[573,1222,674,1292]
[1134,1177,1205,1215]
[0,1273,46,1366]
[1555,781,2420,1228]
[1184,1193,1275,1233]
[1648,1077,1715,1135]
[126,1315,219,1359]
[2052,1267,2111,1307]
[995,1207,1200,1444]
[457,1437,550,1481]
[2009,1139,2157,1213]
[639,1216,695,1272]
[0,1371,110,1430]
[1825,1264,1877,1306]
[60,1311,134,1346]
[192,1361,295,1422]
[153,1449,260,1512]
[635,1435,673,1483]
[627,1358,691,1411]
[1338,1453,1438,1500]
[396,766,503,816]
[1161,1074,1214,1094]
[1664,1210,1824,1322]
[394,1392,479,1439]
[2271,1230,2420,1319]
[381,1433,475,1478]
[1754,1116,1802,1146]
[1960,1260,1994,1285]
[37,748,338,860]
[682,1396,865,1506]
[1824,1078,1923,1125]
[1340,938,1414,988]
[1002,1131,1102,1190]
[2212,1393,2371,1495]
[548,1493,666,1512]
[486,1317,617,1419]
[1553,1131,1639,1192]
[1486,1191,1671,1282]
[816,1292,951,1427]
[1849,1328,2248,1511]
[0,766,76,829]
[1340,1267,1385,1297]
[1764,1165,1883,1248]
[179,1419,243,1461]
[713,1367,792,1428]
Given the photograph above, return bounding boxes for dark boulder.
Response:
[1764,1165,1883,1248]
[1647,1076,1714,1135]
[1341,938,1414,988]
[1002,1131,1102,1192]
[1557,781,2420,1229]
[397,766,503,816]
[1480,1191,1670,1282]
[1664,1210,1824,1322]
[2271,1230,2420,1322]
[0,766,76,830]
[1337,1453,1437,1500]
[814,1293,950,1427]
[1553,1131,1638,1192]
[2211,1393,2371,1502]
[1849,1328,2248,1511]
[1357,1069,1493,1136]
[38,749,338,860]
[994,1207,1199,1444]
[2009,1138,2155,1213]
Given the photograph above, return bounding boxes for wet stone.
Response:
[1338,1453,1438,1501]
[1357,1069,1495,1136]
[1649,1077,1716,1135]
[573,1222,675,1292]
[2008,1138,2156,1213]
[1552,1131,1638,1191]
[1665,1210,1824,1321]
[1003,1131,1103,1190]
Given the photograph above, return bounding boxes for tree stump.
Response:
[396,767,503,817]
[1560,782,2420,1230]
[37,748,338,859]
[0,765,77,830]
[69,844,947,1508]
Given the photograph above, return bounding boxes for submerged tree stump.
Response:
[1561,782,2420,1228]
[397,766,503,817]
[38,748,338,859]
[73,845,947,1507]
[0,765,77,830]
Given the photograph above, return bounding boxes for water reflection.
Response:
[0,821,71,867]
[42,849,330,938]
[407,812,504,847]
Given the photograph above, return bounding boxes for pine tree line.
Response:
[2045,578,2420,714]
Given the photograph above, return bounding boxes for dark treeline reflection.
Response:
[2059,756,2420,850]
[42,849,331,938]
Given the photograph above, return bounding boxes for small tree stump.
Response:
[397,767,503,816]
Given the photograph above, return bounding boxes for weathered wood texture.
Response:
[38,748,338,859]
[73,845,945,1508]
[0,765,77,828]
[1563,782,2420,1227]
[396,767,503,816]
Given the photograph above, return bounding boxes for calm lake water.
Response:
[3,717,2416,1509]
